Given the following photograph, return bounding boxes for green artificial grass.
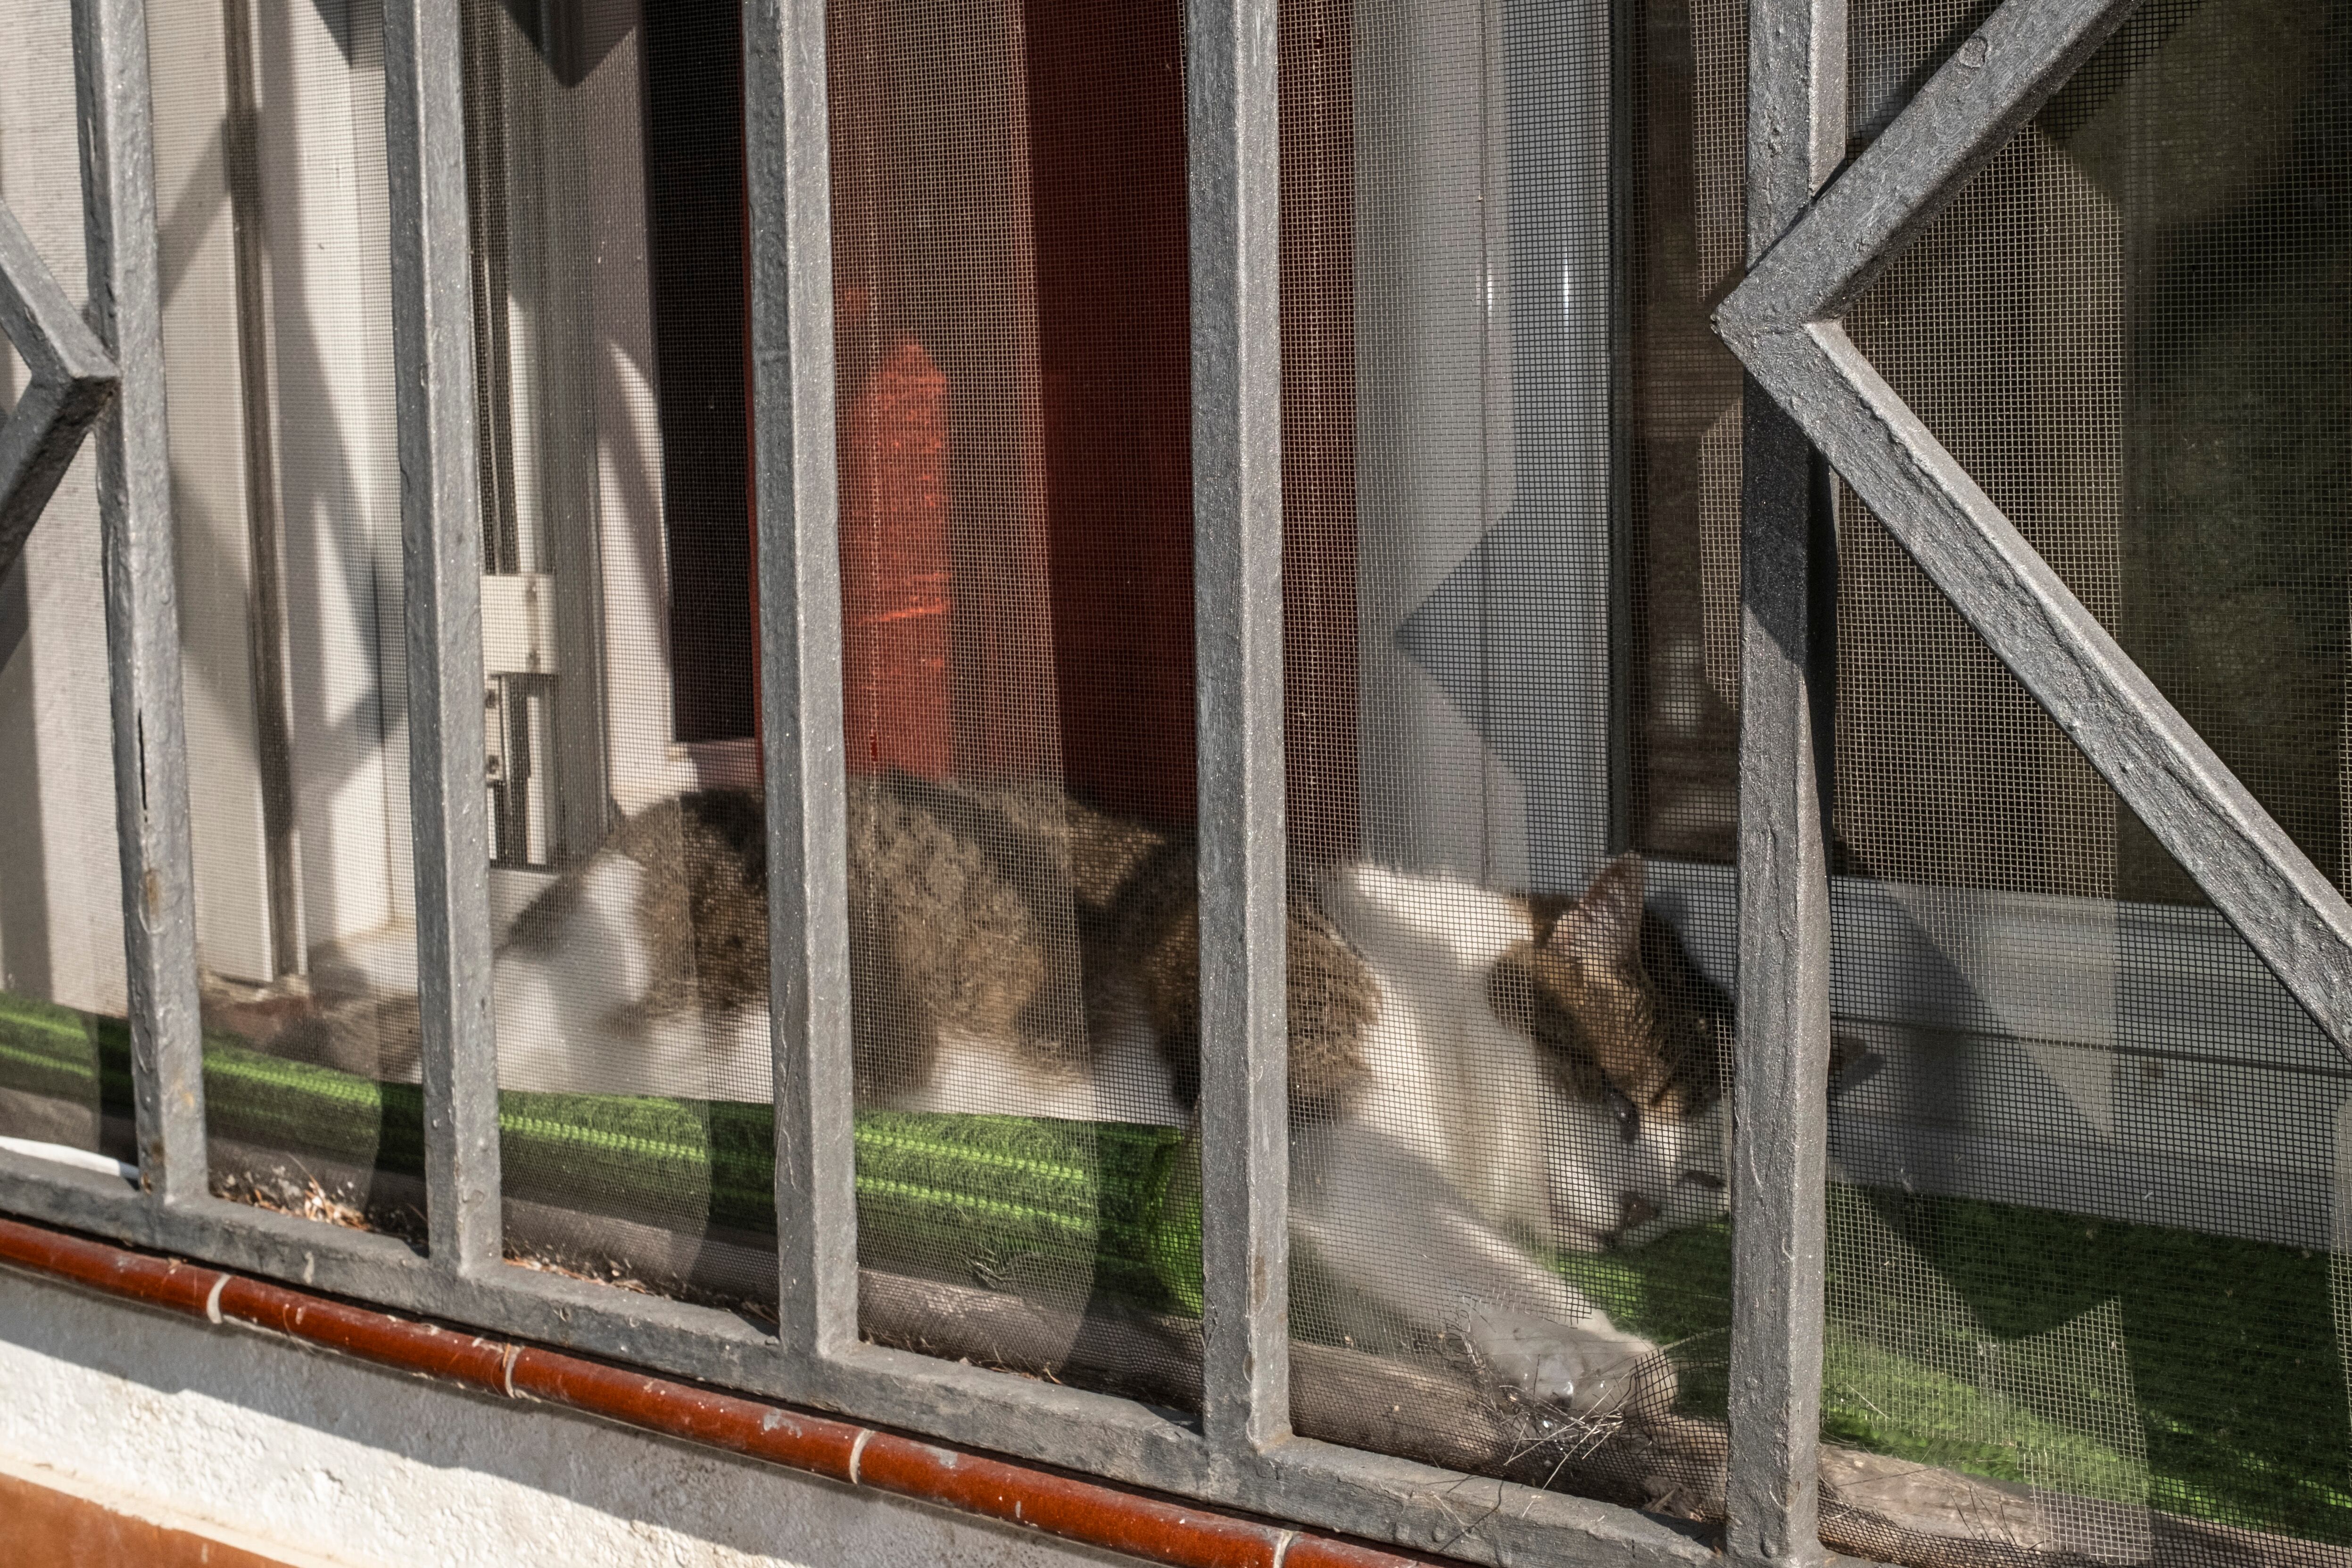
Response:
[1,989,2344,1543]
[1551,1193,2351,1544]
[0,989,1202,1313]
[1821,1185,2352,1542]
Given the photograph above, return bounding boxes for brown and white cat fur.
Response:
[326,772,1736,1416]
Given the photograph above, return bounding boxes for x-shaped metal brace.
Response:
[0,196,116,581]
[1714,0,2352,1056]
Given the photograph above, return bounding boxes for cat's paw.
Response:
[1463,1307,1675,1418]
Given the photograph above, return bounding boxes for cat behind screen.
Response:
[317,772,1738,1416]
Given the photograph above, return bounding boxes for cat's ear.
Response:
[1551,854,1645,969]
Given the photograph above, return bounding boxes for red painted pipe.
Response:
[0,1215,1419,1568]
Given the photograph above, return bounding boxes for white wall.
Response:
[0,1265,1143,1568]
[152,0,282,985]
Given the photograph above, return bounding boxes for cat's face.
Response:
[1490,856,1732,1252]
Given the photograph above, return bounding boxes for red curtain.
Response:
[818,0,1356,844]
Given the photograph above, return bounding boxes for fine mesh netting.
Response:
[25,0,805,1296]
[828,0,1208,1403]
[1813,0,2352,1560]
[1275,0,1742,1513]
[1627,0,1749,867]
[137,0,429,1240]
[443,0,780,1300]
[0,6,137,1178]
[1822,870,2350,1565]
[3,0,2349,1555]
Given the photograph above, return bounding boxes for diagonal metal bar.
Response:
[743,0,857,1372]
[1756,322,2352,1051]
[1715,0,2352,1059]
[73,0,210,1205]
[0,201,111,389]
[1726,0,2142,334]
[1188,0,1290,1456]
[384,0,503,1270]
[0,197,116,580]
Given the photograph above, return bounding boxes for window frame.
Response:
[5,1,2352,1567]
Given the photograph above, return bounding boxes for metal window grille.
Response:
[1,0,2349,1564]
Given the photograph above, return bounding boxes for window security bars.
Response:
[2,2,2351,1568]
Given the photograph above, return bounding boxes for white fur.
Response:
[1283,865,1728,1410]
[491,855,773,1102]
[890,1013,1185,1126]
[489,850,1726,1414]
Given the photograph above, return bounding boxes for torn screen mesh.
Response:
[1814,0,2352,1560]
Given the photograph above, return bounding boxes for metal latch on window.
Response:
[482,573,558,867]
[480,572,558,676]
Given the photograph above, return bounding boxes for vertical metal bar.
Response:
[1727,0,1843,1557]
[384,0,502,1273]
[74,0,208,1206]
[1189,0,1290,1453]
[1728,389,1832,1568]
[743,0,855,1365]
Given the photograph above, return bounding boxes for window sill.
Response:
[0,1213,1409,1568]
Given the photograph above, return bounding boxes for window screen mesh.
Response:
[829,0,1208,1408]
[103,0,793,1302]
[126,0,436,1241]
[1814,0,2352,1559]
[0,0,2344,1551]
[1276,0,1741,1514]
[0,11,139,1179]
[448,0,782,1306]
[1626,0,1749,868]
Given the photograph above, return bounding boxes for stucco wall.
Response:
[0,1265,1141,1567]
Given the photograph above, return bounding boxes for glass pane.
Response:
[832,0,1204,1406]
[1812,0,2352,1559]
[1281,0,1739,1516]
[0,10,137,1182]
[138,0,428,1240]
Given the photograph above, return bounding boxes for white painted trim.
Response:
[1648,858,2349,1248]
[481,574,561,676]
[1648,859,2341,1067]
[0,1136,135,1184]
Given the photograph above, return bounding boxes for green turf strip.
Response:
[0,989,2340,1542]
